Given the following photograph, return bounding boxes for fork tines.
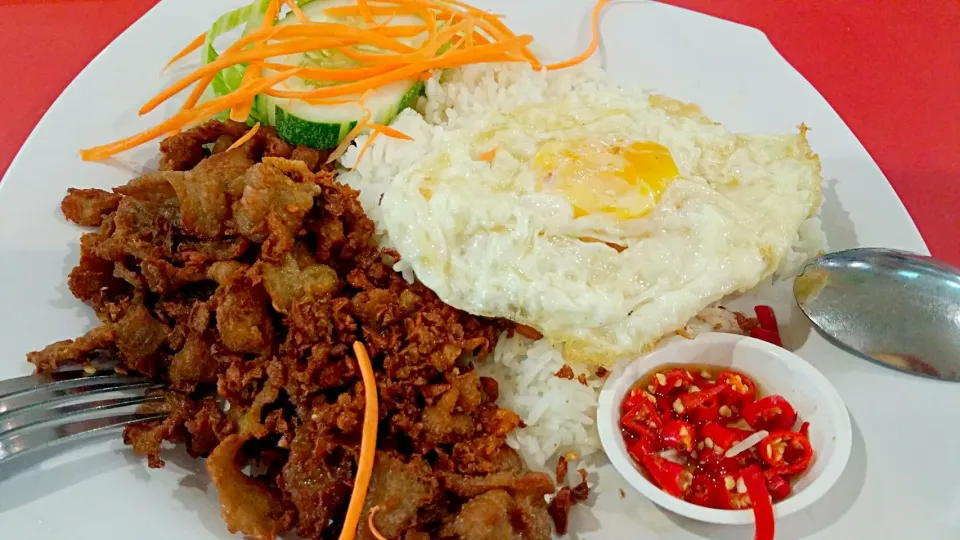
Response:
[0,369,165,466]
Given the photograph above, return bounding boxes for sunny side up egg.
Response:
[340,64,822,366]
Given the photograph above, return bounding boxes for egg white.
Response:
[340,64,822,365]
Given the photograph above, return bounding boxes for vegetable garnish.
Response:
[339,341,379,540]
[478,145,498,162]
[544,0,610,70]
[226,122,262,151]
[163,32,208,72]
[367,506,388,540]
[80,0,612,161]
[80,68,305,161]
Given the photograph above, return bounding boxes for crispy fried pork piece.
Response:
[140,258,207,295]
[26,325,117,373]
[111,304,170,376]
[441,471,556,500]
[442,490,516,540]
[215,276,274,355]
[440,488,553,540]
[233,163,319,261]
[547,469,590,535]
[159,120,248,171]
[61,188,122,226]
[261,253,338,313]
[357,453,440,540]
[290,146,325,172]
[176,238,250,263]
[280,426,353,539]
[168,331,219,390]
[168,148,256,238]
[207,434,293,540]
[259,125,294,159]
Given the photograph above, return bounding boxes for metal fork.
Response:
[0,370,166,466]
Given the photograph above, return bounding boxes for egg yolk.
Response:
[534,139,680,219]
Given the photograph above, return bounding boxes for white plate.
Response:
[1,1,958,539]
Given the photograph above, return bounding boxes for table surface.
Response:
[1,0,958,264]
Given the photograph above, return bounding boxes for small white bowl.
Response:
[597,332,852,524]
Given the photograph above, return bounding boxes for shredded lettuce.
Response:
[200,0,272,123]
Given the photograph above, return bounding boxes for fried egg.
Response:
[340,64,822,365]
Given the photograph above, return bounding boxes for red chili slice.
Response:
[685,472,721,508]
[716,370,757,410]
[621,398,663,437]
[687,396,720,424]
[673,384,725,416]
[754,305,779,333]
[661,420,696,452]
[763,472,792,501]
[799,421,810,439]
[742,395,798,432]
[649,368,695,397]
[626,431,660,460]
[621,387,657,413]
[759,431,813,475]
[640,453,693,499]
[742,465,776,540]
[699,422,740,454]
[750,326,783,347]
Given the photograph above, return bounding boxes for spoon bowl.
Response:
[795,248,960,381]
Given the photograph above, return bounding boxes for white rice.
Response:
[337,62,828,471]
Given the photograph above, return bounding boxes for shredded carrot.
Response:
[226,122,261,151]
[283,0,310,23]
[367,123,413,141]
[81,68,303,161]
[339,341,379,540]
[328,93,373,163]
[357,0,375,24]
[351,130,380,171]
[163,32,207,72]
[478,145,498,162]
[267,35,534,99]
[545,0,610,70]
[367,506,388,540]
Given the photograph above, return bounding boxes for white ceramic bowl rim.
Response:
[597,333,853,525]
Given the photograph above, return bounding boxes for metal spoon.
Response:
[794,248,960,382]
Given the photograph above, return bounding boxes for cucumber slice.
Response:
[259,0,428,149]
[263,80,424,150]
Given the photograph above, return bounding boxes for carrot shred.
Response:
[338,341,379,540]
[367,506,388,540]
[478,145,498,162]
[283,0,310,23]
[545,0,610,70]
[351,130,380,171]
[357,0,375,24]
[327,94,373,163]
[163,32,207,72]
[367,123,413,141]
[226,122,261,151]
[81,68,303,161]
